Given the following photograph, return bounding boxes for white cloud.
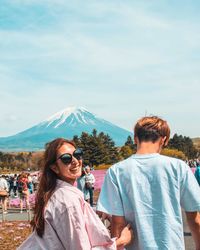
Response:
[0,0,199,137]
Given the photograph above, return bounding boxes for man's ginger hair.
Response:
[134,116,170,145]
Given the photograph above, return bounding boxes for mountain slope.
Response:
[0,107,132,151]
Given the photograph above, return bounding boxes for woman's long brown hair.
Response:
[31,138,75,237]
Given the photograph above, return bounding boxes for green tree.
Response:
[119,145,133,160]
[73,130,119,167]
[161,148,186,160]
[168,134,197,159]
[125,136,136,150]
[73,135,81,147]
[79,132,91,165]
[97,132,119,165]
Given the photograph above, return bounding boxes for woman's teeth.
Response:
[70,167,79,172]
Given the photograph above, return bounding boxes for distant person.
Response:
[18,173,30,213]
[77,168,90,202]
[18,138,133,250]
[195,162,200,186]
[32,174,39,191]
[13,174,18,197]
[97,116,200,250]
[8,175,14,197]
[85,165,95,206]
[27,173,33,194]
[0,175,9,214]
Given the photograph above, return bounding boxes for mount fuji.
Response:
[0,107,132,151]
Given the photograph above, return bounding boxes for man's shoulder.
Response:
[112,153,181,164]
[109,156,136,174]
[160,154,188,167]
[111,156,132,167]
[110,154,187,173]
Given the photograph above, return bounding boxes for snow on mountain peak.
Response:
[41,106,95,128]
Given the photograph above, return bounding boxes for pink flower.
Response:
[8,229,14,233]
[5,223,13,226]
[18,223,26,227]
[14,236,22,240]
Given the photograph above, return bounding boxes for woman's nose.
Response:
[71,156,79,164]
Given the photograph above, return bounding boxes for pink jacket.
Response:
[18,179,116,250]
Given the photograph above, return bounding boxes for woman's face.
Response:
[52,143,83,184]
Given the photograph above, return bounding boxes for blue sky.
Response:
[0,0,200,138]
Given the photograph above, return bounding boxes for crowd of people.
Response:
[0,165,97,215]
[1,115,200,249]
[187,158,200,168]
[0,172,39,213]
[185,159,200,185]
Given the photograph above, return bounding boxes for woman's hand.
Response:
[116,224,133,249]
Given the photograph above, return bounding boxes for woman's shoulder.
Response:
[45,186,85,221]
[49,185,84,210]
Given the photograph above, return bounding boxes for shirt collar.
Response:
[56,179,83,196]
[131,153,160,159]
[56,179,74,187]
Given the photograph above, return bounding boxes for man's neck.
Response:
[136,141,162,155]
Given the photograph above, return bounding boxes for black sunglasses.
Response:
[57,148,83,164]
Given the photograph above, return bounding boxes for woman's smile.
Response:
[69,166,81,173]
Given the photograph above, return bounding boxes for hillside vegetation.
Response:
[192,137,200,151]
[0,131,199,173]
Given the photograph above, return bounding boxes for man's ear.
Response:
[134,136,139,145]
[162,136,168,147]
[51,164,59,174]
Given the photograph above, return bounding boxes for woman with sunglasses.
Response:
[18,138,132,250]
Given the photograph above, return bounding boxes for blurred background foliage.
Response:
[0,130,199,173]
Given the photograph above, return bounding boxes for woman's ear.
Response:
[50,164,59,174]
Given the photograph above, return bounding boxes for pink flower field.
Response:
[0,221,32,249]
[92,169,107,189]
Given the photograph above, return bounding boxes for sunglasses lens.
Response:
[58,149,83,165]
[73,148,83,160]
[60,154,72,164]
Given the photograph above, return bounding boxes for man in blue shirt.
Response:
[97,116,200,250]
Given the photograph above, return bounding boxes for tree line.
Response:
[0,151,42,173]
[0,130,199,172]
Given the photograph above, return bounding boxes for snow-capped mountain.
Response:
[0,107,132,151]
